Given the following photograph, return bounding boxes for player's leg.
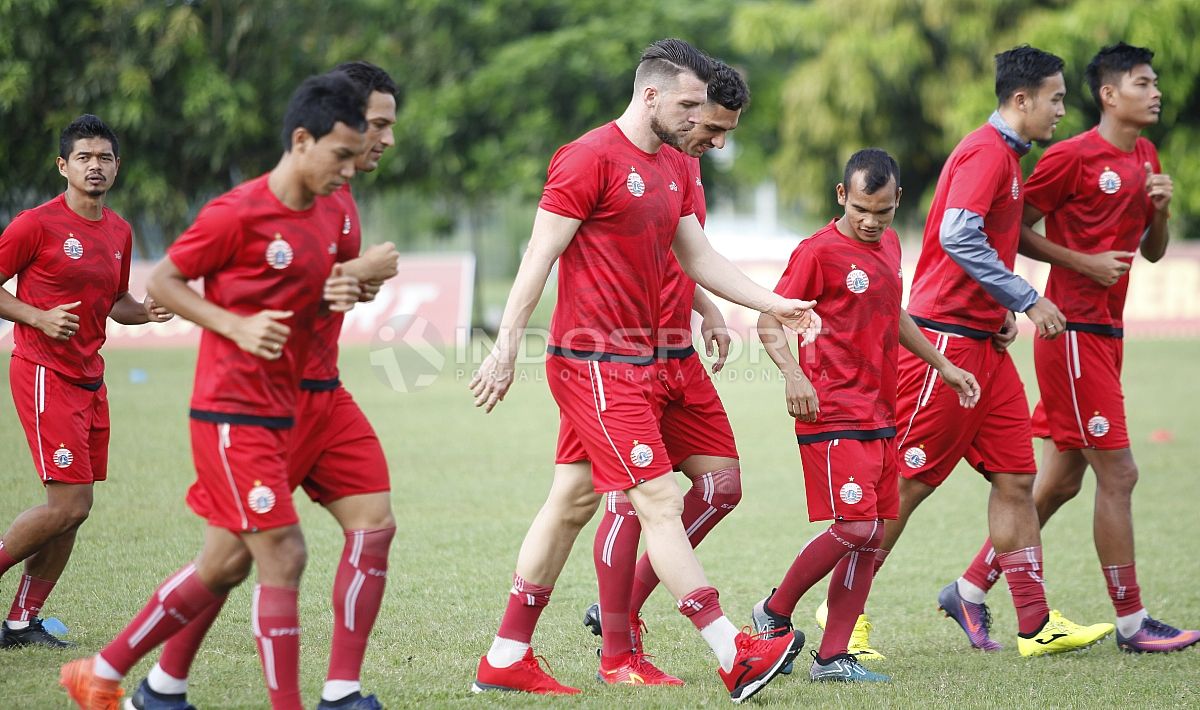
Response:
[592,489,645,679]
[238,524,307,710]
[813,522,889,682]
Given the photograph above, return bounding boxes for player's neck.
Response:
[63,187,105,221]
[1096,114,1142,153]
[614,105,664,155]
[995,106,1032,145]
[267,159,316,211]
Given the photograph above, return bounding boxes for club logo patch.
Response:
[265,233,294,270]
[903,446,926,469]
[247,482,276,514]
[1010,175,1020,200]
[63,236,84,260]
[342,214,352,235]
[1098,168,1121,195]
[626,168,646,198]
[839,480,863,505]
[629,442,654,468]
[1087,414,1110,438]
[846,266,870,294]
[53,447,73,469]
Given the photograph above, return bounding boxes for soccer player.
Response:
[752,148,980,682]
[59,73,367,710]
[468,39,814,703]
[579,60,750,686]
[123,61,402,710]
[0,114,173,648]
[948,42,1198,653]
[877,45,1115,656]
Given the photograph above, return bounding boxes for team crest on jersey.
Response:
[626,167,646,198]
[1087,414,1110,438]
[247,481,276,514]
[629,441,654,468]
[1098,168,1122,195]
[903,446,926,469]
[839,479,863,505]
[845,266,870,294]
[1010,175,1020,200]
[63,235,83,260]
[669,181,678,192]
[114,250,122,261]
[342,214,352,235]
[53,446,73,469]
[265,233,294,270]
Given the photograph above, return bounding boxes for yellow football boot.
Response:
[1017,609,1115,657]
[815,599,887,661]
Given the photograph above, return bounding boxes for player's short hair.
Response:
[635,38,712,92]
[708,60,750,111]
[843,148,900,195]
[333,60,399,99]
[1085,42,1154,108]
[59,114,119,159]
[994,45,1065,104]
[280,73,368,152]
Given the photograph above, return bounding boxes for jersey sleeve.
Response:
[337,198,362,263]
[1023,144,1078,216]
[774,240,824,302]
[538,142,602,220]
[944,148,1006,217]
[118,229,133,294]
[0,210,42,278]
[167,199,242,280]
[677,155,696,219]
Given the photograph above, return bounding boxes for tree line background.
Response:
[2,0,1197,287]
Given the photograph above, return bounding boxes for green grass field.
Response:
[1,338,1198,708]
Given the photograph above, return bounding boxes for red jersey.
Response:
[168,174,342,426]
[539,122,695,361]
[774,220,903,439]
[908,124,1025,334]
[301,183,360,384]
[0,194,132,384]
[657,156,706,352]
[1024,128,1160,331]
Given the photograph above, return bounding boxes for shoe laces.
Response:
[516,653,559,683]
[740,626,790,654]
[979,604,994,633]
[629,652,671,679]
[1141,617,1182,637]
[630,616,647,655]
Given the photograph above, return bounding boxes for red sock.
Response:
[594,492,640,663]
[496,574,552,644]
[1102,563,1143,617]
[629,468,741,616]
[158,593,227,679]
[328,527,394,682]
[962,539,1002,592]
[819,526,882,658]
[678,586,723,630]
[996,547,1049,635]
[0,543,17,579]
[771,521,880,618]
[7,575,55,623]
[252,584,302,710]
[99,565,220,675]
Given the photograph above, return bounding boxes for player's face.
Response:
[678,103,741,158]
[56,137,119,198]
[356,90,397,173]
[1109,64,1161,127]
[300,121,368,196]
[1025,72,1066,142]
[649,72,708,148]
[836,172,901,244]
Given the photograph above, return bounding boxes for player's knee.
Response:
[830,520,880,549]
[692,467,742,511]
[1098,459,1138,495]
[549,489,600,531]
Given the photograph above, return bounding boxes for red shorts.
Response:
[799,437,898,522]
[556,353,738,469]
[288,386,390,504]
[1031,331,1128,451]
[895,330,1036,487]
[547,355,673,493]
[187,420,298,533]
[8,355,109,484]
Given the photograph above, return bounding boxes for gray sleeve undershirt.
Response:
[940,208,1039,313]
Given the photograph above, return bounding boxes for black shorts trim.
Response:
[656,345,696,360]
[796,427,897,445]
[300,377,341,391]
[71,378,104,392]
[1065,322,1123,339]
[189,409,294,429]
[910,316,992,340]
[546,345,655,366]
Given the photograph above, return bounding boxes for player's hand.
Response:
[360,242,400,282]
[324,263,361,313]
[769,297,821,346]
[143,295,175,323]
[1024,297,1066,339]
[938,363,981,409]
[360,279,384,302]
[700,308,731,373]
[470,350,516,413]
[1079,250,1136,287]
[783,368,819,422]
[1144,163,1173,212]
[991,311,1018,353]
[33,301,81,340]
[232,310,292,360]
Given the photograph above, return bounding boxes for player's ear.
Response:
[291,127,312,153]
[895,185,903,207]
[836,183,847,206]
[56,156,67,176]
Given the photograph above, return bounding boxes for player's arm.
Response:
[900,309,980,408]
[673,215,820,344]
[758,311,819,421]
[1141,162,1172,263]
[146,257,292,361]
[470,208,579,412]
[692,286,729,372]
[0,272,81,340]
[1019,205,1134,287]
[108,291,174,325]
